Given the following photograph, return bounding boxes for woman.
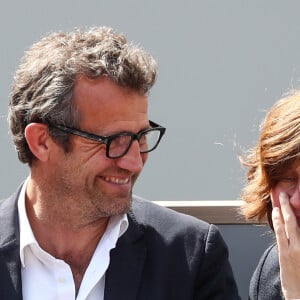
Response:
[241,90,300,300]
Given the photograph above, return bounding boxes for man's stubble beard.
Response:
[46,174,137,228]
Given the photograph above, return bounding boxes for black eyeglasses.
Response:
[53,120,166,159]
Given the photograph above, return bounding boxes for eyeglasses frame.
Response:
[52,120,166,159]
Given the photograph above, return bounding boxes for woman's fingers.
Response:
[272,206,288,251]
[279,192,298,242]
[273,192,300,299]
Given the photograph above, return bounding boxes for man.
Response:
[1,26,240,299]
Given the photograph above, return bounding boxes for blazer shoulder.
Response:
[129,196,226,248]
[249,243,283,299]
[0,187,21,214]
[130,197,240,299]
[131,195,211,230]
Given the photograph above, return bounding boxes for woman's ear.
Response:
[24,123,52,162]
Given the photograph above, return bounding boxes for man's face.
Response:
[49,77,149,224]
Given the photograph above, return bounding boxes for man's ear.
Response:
[24,123,52,162]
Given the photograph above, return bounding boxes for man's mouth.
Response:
[103,176,130,184]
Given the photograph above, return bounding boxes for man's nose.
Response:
[115,140,145,173]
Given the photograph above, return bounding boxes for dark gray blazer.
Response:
[249,243,284,300]
[0,187,240,300]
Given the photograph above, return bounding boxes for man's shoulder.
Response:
[0,188,20,210]
[130,195,212,235]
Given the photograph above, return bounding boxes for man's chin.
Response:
[101,194,132,217]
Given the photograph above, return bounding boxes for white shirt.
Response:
[18,178,128,300]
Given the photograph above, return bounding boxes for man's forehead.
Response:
[72,76,148,129]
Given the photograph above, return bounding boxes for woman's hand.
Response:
[272,192,300,300]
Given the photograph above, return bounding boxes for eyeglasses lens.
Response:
[108,130,161,158]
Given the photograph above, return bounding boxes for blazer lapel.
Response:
[104,211,146,300]
[0,188,23,300]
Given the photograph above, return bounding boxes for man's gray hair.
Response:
[8,26,157,165]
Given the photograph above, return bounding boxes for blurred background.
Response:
[2,1,300,298]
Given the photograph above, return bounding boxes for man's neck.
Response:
[25,179,109,292]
